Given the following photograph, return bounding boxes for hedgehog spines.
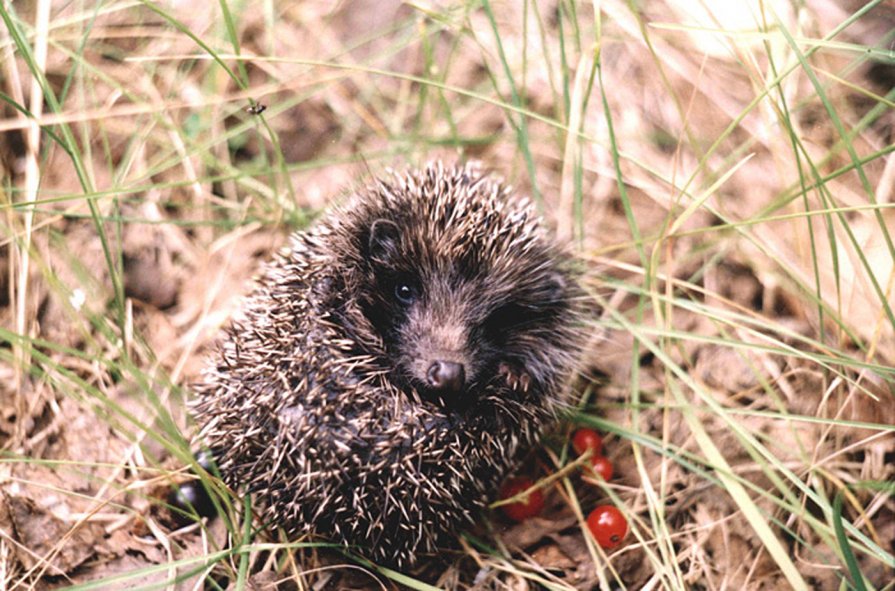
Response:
[192,161,584,567]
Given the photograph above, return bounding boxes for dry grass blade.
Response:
[0,0,892,589]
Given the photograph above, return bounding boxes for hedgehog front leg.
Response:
[498,362,531,392]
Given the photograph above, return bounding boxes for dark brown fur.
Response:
[192,162,584,566]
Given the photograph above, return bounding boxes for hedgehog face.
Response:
[348,173,577,415]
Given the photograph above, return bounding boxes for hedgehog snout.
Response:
[426,360,466,393]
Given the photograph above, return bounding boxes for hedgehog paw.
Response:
[499,363,531,392]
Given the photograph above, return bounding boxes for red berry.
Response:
[587,455,614,481]
[586,505,628,549]
[499,477,545,521]
[572,428,603,457]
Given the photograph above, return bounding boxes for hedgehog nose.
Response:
[426,361,466,393]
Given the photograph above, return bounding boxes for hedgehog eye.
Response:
[484,302,527,334]
[394,282,417,305]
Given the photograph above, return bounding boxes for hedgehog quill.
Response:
[191,162,584,567]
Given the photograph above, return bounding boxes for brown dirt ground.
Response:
[1,0,894,589]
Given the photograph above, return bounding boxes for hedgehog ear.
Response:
[543,271,568,303]
[368,219,401,262]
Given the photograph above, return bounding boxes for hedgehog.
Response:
[190,162,584,567]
